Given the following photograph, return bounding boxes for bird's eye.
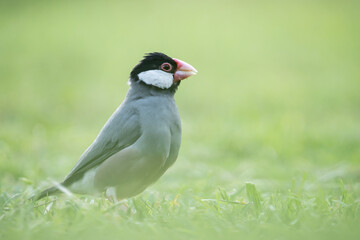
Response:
[161,63,173,72]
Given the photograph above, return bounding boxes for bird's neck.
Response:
[126,78,179,100]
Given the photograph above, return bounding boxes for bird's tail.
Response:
[30,186,60,201]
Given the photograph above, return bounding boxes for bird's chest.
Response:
[136,98,181,162]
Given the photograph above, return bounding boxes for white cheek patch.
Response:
[138,70,174,89]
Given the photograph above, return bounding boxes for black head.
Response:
[130,52,178,80]
[128,52,197,93]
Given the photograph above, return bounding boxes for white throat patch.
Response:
[138,70,174,89]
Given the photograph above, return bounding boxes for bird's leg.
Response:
[106,187,118,203]
[118,201,129,213]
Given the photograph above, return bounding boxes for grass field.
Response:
[1,0,360,239]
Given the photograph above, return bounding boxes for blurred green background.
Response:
[1,0,359,239]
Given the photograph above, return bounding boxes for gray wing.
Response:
[62,103,141,186]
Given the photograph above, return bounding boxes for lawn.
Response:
[1,0,359,239]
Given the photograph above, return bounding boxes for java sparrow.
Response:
[34,52,197,200]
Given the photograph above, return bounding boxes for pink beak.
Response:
[173,58,198,82]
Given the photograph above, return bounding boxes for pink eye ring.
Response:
[161,63,173,72]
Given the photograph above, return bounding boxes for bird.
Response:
[33,52,197,201]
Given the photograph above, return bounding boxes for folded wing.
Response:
[62,104,141,187]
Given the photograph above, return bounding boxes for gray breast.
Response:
[134,96,182,181]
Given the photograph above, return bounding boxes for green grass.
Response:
[1,0,360,239]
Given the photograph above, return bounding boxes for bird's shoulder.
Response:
[62,102,142,185]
